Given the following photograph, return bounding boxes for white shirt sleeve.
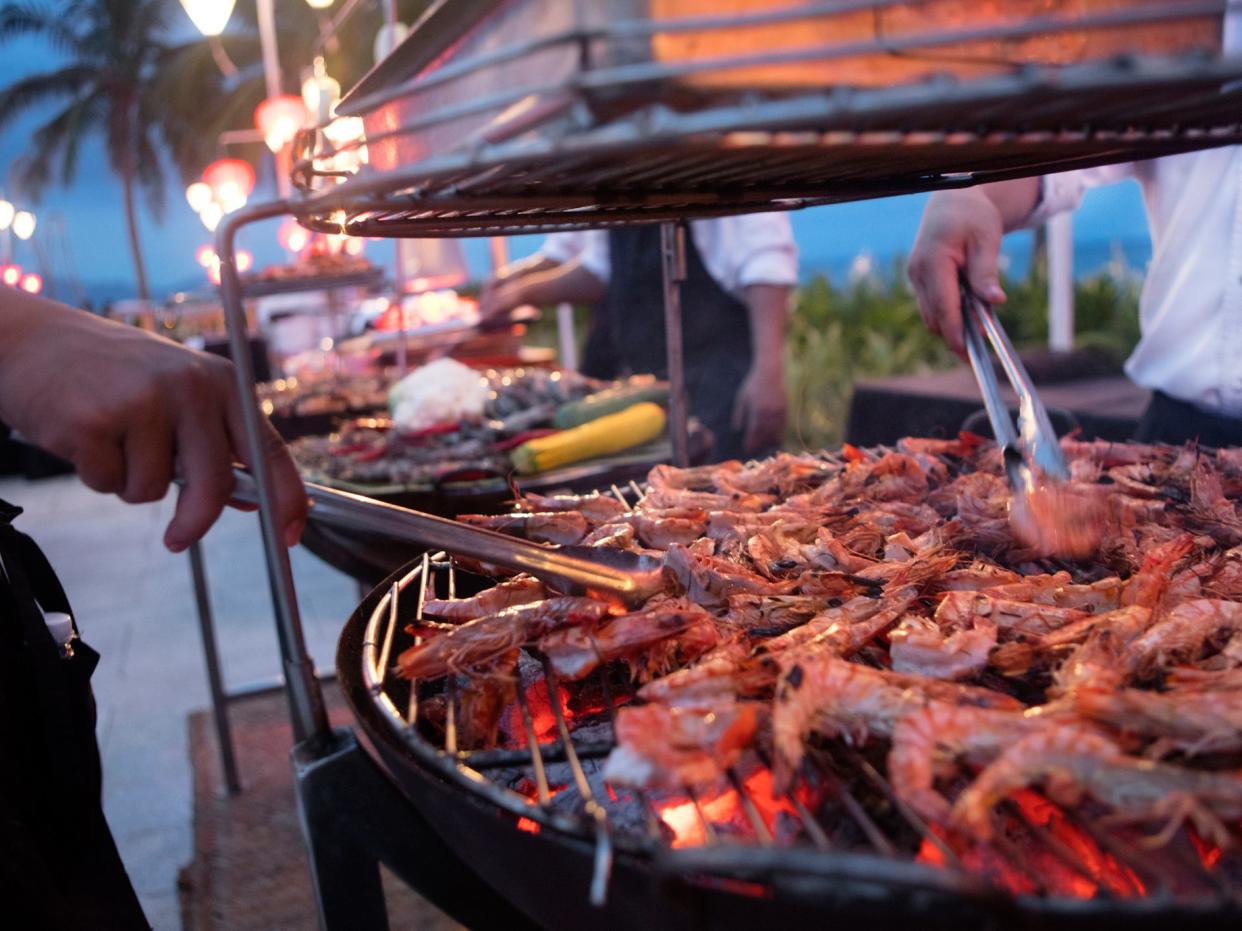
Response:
[690,213,799,297]
[537,231,589,265]
[1023,163,1138,228]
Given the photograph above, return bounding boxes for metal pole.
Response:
[660,222,690,467]
[256,0,282,100]
[556,303,577,372]
[187,540,242,794]
[217,201,331,747]
[1047,212,1074,352]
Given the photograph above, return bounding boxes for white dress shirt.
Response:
[1021,11,1242,417]
[538,213,799,300]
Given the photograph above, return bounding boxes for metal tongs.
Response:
[959,278,1070,496]
[230,469,666,606]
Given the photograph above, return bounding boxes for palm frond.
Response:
[0,65,96,128]
[0,1,83,53]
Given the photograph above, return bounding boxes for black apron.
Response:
[1135,391,1242,447]
[586,226,759,461]
[0,500,148,929]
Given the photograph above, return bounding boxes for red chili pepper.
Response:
[352,446,389,462]
[396,421,462,445]
[330,442,372,456]
[842,443,868,464]
[493,428,559,452]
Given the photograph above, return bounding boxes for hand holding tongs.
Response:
[959,277,1070,496]
[228,469,666,606]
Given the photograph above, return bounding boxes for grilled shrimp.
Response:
[423,575,546,621]
[1007,480,1107,560]
[457,649,519,749]
[625,507,710,548]
[771,655,1021,788]
[1050,605,1154,695]
[603,700,761,789]
[889,613,997,681]
[518,491,629,525]
[950,727,1242,847]
[934,591,1090,638]
[458,511,589,545]
[540,598,719,682]
[1120,533,1197,608]
[980,571,1122,613]
[888,702,1051,823]
[1121,598,1242,678]
[397,597,614,679]
[1073,686,1242,757]
[664,544,800,606]
[640,486,774,513]
[760,585,919,656]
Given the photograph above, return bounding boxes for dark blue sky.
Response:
[1,8,1152,303]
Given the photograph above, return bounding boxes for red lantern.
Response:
[195,245,215,268]
[1,264,20,287]
[19,273,42,294]
[255,95,308,153]
[202,158,255,209]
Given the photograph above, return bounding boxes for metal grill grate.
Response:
[358,486,1242,916]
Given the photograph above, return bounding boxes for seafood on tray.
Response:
[396,436,1242,848]
[289,369,667,487]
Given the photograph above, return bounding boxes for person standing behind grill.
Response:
[907,10,1242,448]
[479,215,798,459]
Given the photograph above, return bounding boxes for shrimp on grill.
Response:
[423,575,546,621]
[1121,598,1242,679]
[1120,533,1198,609]
[934,591,1091,639]
[457,649,519,750]
[1073,686,1242,757]
[889,613,997,681]
[603,700,762,789]
[636,642,772,705]
[1050,605,1155,696]
[979,571,1122,613]
[624,507,710,549]
[540,599,720,683]
[771,654,1021,789]
[458,511,589,545]
[760,585,920,656]
[397,597,615,679]
[517,491,629,526]
[639,486,774,513]
[664,544,800,606]
[950,727,1242,848]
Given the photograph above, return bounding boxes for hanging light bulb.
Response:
[277,217,311,253]
[374,21,410,63]
[305,0,334,9]
[255,95,309,153]
[322,116,367,173]
[301,57,341,124]
[0,200,13,231]
[235,250,254,273]
[200,202,224,233]
[11,211,35,240]
[196,245,216,268]
[1,264,21,287]
[19,273,42,294]
[179,0,236,37]
[202,158,255,207]
[185,181,213,213]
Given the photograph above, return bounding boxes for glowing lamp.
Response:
[179,0,236,37]
[11,211,35,240]
[19,273,41,294]
[301,58,341,124]
[0,200,13,231]
[255,95,308,152]
[305,0,334,9]
[199,202,224,233]
[236,250,254,273]
[185,182,213,213]
[344,237,364,256]
[196,245,216,268]
[277,218,311,253]
[1,264,20,287]
[202,158,255,207]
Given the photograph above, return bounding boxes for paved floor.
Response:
[0,473,357,930]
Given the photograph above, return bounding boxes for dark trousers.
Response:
[1135,390,1242,447]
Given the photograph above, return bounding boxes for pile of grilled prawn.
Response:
[396,436,1242,846]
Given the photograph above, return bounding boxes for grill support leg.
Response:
[293,727,539,931]
[660,221,690,468]
[188,539,242,795]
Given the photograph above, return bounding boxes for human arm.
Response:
[906,178,1041,355]
[0,291,307,552]
[731,283,790,454]
[477,256,607,319]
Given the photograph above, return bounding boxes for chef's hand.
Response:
[0,293,308,553]
[732,362,787,454]
[907,188,1008,357]
[477,276,526,322]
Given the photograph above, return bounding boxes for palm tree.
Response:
[0,0,260,300]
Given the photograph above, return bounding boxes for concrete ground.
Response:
[0,473,357,930]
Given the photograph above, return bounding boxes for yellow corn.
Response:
[511,402,667,475]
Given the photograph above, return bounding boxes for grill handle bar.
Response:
[229,468,666,606]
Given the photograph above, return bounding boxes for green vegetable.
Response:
[552,383,669,429]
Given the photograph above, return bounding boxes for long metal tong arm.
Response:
[228,468,662,604]
[959,280,1069,482]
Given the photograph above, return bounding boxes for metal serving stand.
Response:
[211,1,1242,926]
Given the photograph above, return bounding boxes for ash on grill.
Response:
[369,438,1242,909]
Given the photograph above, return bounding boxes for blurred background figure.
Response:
[479,216,797,459]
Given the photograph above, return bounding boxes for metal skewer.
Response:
[959,277,1070,495]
